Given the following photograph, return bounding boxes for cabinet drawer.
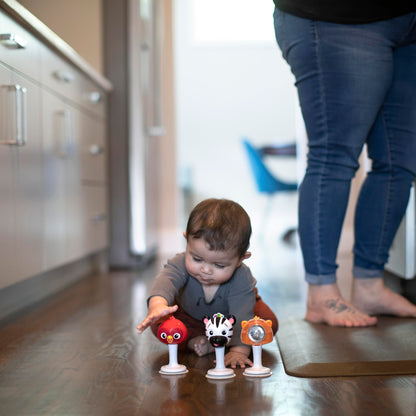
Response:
[79,113,106,184]
[0,11,41,80]
[78,75,106,119]
[40,46,105,117]
[40,45,82,104]
[83,185,108,254]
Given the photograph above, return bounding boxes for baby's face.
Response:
[184,238,243,287]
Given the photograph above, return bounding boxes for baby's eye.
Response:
[214,264,225,269]
[192,256,202,262]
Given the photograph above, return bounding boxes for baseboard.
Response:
[0,251,108,324]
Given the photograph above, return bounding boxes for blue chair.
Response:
[242,138,298,242]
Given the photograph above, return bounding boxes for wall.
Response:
[173,0,299,233]
[18,0,103,73]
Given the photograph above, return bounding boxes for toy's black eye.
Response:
[160,332,167,339]
[209,330,214,336]
[222,330,227,335]
[173,332,181,339]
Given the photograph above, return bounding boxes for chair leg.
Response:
[281,228,297,245]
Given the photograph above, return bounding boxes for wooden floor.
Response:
[1,235,416,416]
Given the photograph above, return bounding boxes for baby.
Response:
[137,198,278,368]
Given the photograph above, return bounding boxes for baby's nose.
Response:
[201,263,212,274]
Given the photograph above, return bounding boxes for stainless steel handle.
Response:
[0,33,27,49]
[139,0,165,139]
[19,85,27,146]
[53,70,75,83]
[147,126,165,137]
[89,91,102,103]
[89,144,104,155]
[0,84,27,146]
[92,213,107,223]
[55,109,72,158]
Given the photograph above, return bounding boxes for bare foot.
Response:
[305,283,378,327]
[352,278,416,318]
[187,335,214,357]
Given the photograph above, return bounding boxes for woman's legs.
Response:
[352,41,416,317]
[274,10,416,325]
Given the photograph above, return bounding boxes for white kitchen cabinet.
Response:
[11,70,44,282]
[42,89,85,270]
[0,63,17,288]
[0,3,111,291]
[81,185,109,255]
[0,63,44,289]
[78,111,109,255]
[0,9,41,80]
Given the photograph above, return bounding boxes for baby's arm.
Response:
[225,345,252,369]
[136,296,178,334]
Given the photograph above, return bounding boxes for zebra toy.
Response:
[203,312,236,379]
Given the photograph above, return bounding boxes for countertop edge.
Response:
[0,0,113,92]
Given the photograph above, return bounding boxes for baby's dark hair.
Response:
[185,198,252,257]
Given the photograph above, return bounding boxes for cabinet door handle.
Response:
[0,33,27,49]
[89,144,104,155]
[55,109,73,158]
[89,91,102,103]
[53,70,75,83]
[0,84,27,146]
[92,213,107,223]
[147,126,165,137]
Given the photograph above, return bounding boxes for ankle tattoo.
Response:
[325,298,355,314]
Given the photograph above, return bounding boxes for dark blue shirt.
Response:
[273,0,416,23]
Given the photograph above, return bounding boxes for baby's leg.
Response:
[187,336,214,356]
[254,288,279,333]
[170,306,208,353]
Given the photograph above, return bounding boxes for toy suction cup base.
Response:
[243,366,272,378]
[206,368,235,380]
[159,364,188,375]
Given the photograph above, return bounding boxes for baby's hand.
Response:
[225,346,253,369]
[136,297,178,334]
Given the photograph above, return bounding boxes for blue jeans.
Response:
[274,9,416,285]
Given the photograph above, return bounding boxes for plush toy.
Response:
[240,316,273,377]
[157,316,188,375]
[203,312,236,379]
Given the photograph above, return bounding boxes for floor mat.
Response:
[276,316,416,377]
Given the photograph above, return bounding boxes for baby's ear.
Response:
[237,252,251,266]
[183,231,187,239]
[241,251,251,261]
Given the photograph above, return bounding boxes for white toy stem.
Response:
[215,347,226,369]
[242,344,272,377]
[252,345,263,367]
[168,344,179,367]
[159,343,188,375]
[206,346,235,379]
